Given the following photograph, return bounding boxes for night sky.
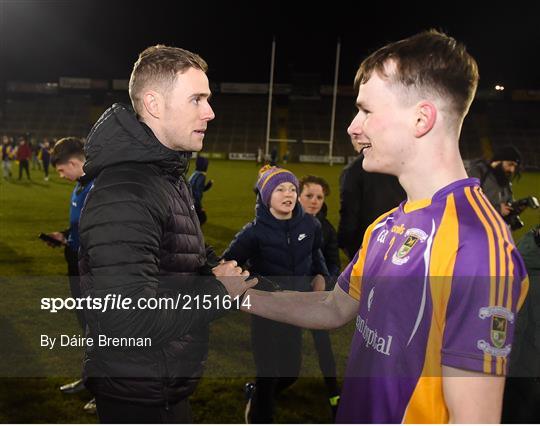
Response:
[1,0,539,90]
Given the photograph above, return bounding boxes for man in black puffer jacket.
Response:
[78,45,255,423]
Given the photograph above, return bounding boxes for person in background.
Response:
[16,136,32,180]
[2,135,14,179]
[466,145,523,223]
[31,139,42,171]
[298,175,341,419]
[42,136,95,412]
[41,139,51,181]
[502,224,540,423]
[188,156,213,225]
[338,153,405,261]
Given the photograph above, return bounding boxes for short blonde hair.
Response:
[129,45,208,115]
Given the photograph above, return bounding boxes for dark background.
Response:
[1,0,540,90]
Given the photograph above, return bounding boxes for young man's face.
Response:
[55,158,84,181]
[299,183,325,216]
[159,67,215,152]
[347,68,413,176]
[269,182,297,218]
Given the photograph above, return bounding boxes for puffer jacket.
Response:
[316,203,341,278]
[222,201,328,291]
[466,159,513,215]
[79,103,229,406]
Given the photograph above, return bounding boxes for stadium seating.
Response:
[1,92,538,169]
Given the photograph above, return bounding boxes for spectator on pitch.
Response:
[31,139,42,171]
[238,30,529,423]
[42,137,95,412]
[256,146,264,165]
[466,145,523,225]
[16,136,32,180]
[2,135,14,179]
[298,175,341,419]
[188,156,213,225]
[78,45,254,424]
[41,139,51,181]
[270,146,278,166]
[338,152,405,261]
[223,165,328,423]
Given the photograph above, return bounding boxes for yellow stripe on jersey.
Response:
[463,187,497,374]
[517,276,530,312]
[472,187,522,376]
[472,188,507,306]
[403,197,432,213]
[474,187,517,311]
[348,207,399,301]
[402,194,457,424]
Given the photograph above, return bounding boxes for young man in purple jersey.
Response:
[240,29,529,423]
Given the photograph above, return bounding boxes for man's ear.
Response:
[142,90,163,119]
[414,101,437,138]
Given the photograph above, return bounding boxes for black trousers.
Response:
[95,396,193,424]
[311,329,340,397]
[18,159,30,179]
[250,315,302,423]
[43,159,50,177]
[64,246,86,331]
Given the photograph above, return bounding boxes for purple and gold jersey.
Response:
[336,178,529,423]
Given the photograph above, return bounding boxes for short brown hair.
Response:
[51,137,85,167]
[299,175,331,197]
[354,29,479,119]
[129,44,208,114]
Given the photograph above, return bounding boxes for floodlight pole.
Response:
[265,37,276,159]
[329,38,341,166]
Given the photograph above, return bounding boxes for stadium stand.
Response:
[1,89,539,169]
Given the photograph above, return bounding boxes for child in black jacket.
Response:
[223,166,328,423]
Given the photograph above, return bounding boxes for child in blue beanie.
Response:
[223,165,328,423]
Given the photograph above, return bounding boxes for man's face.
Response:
[55,158,84,181]
[160,67,215,152]
[501,160,518,178]
[347,69,413,175]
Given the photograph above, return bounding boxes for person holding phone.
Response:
[40,137,95,411]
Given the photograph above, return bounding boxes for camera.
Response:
[506,196,540,230]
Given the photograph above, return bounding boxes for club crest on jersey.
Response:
[491,316,507,348]
[477,306,513,356]
[391,228,428,265]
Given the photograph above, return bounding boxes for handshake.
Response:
[211,259,257,299]
[211,260,283,298]
[201,246,281,299]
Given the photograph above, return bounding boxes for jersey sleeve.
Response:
[438,187,529,375]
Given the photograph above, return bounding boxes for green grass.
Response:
[0,161,539,423]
